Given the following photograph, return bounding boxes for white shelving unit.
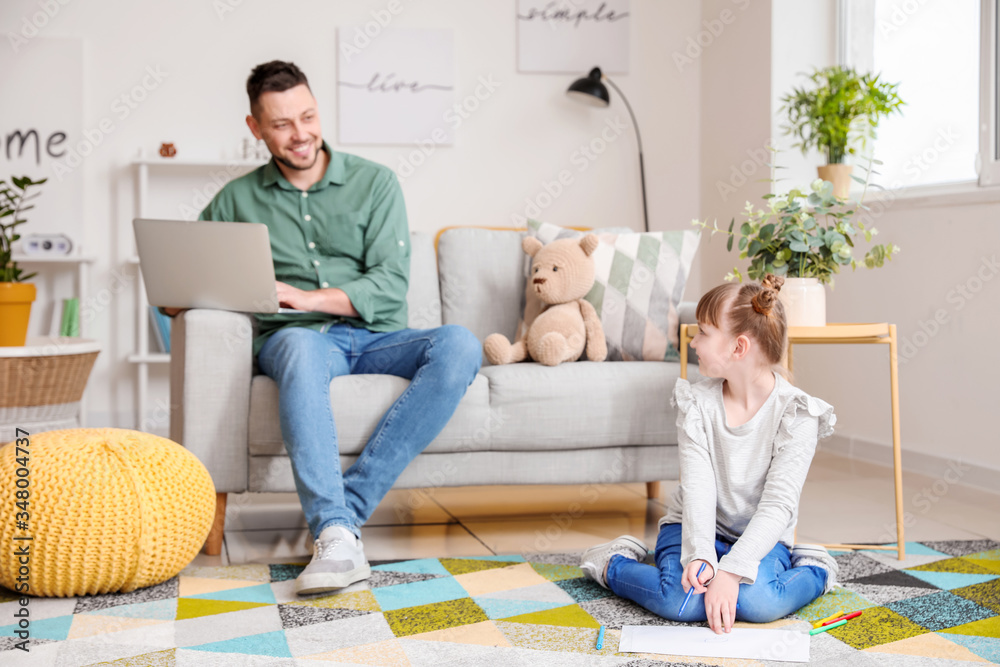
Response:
[9,253,97,425]
[130,154,266,429]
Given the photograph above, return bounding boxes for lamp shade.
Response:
[567,67,609,107]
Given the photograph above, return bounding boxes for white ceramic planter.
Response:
[779,277,826,327]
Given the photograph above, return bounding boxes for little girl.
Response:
[581,274,838,634]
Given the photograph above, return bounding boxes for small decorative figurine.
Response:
[159,142,177,158]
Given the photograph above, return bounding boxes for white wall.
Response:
[698,0,1000,489]
[698,0,773,285]
[2,0,702,432]
[770,0,837,190]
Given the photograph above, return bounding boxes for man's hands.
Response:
[275,281,320,312]
[704,569,740,634]
[276,281,361,318]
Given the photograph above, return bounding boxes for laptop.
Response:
[133,218,307,313]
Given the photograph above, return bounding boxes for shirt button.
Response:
[313,259,320,267]
[302,192,308,198]
[304,214,312,221]
[398,240,405,246]
[308,241,316,249]
[321,281,329,288]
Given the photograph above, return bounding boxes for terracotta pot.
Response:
[0,282,36,346]
[778,277,826,327]
[817,163,853,199]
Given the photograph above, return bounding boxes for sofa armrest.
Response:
[170,309,253,493]
[678,300,699,365]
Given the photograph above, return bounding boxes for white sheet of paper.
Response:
[619,625,810,663]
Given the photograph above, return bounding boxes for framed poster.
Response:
[337,28,455,145]
[517,0,630,73]
[0,37,83,244]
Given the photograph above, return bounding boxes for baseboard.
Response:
[822,433,1000,495]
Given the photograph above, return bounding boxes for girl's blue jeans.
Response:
[258,323,481,540]
[606,523,827,623]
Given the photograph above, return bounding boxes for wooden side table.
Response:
[679,323,905,561]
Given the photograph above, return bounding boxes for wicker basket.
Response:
[0,346,99,408]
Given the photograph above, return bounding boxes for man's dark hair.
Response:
[247,61,310,117]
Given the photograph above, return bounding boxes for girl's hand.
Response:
[705,570,740,634]
[681,559,714,595]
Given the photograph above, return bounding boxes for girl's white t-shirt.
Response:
[659,372,836,585]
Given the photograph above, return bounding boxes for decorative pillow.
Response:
[522,220,700,361]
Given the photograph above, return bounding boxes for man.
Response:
[170,60,481,595]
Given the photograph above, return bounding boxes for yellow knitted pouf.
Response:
[0,428,216,597]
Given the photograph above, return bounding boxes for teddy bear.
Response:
[484,234,607,367]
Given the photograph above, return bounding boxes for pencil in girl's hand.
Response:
[679,562,707,616]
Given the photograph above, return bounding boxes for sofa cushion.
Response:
[437,227,526,342]
[524,220,701,361]
[248,373,493,456]
[407,231,441,329]
[481,361,702,451]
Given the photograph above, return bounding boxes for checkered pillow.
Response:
[522,220,700,361]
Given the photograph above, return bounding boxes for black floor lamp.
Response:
[567,67,649,233]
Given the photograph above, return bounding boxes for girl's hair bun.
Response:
[751,273,785,315]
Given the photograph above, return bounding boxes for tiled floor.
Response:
[192,449,1000,568]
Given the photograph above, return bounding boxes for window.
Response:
[981,0,1000,185]
[844,0,982,190]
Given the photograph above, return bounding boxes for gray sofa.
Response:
[169,227,701,554]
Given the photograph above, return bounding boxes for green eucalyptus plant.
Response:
[1,176,47,283]
[780,66,904,164]
[693,157,900,287]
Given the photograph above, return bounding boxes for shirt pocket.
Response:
[313,211,367,258]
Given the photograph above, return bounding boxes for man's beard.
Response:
[275,142,319,171]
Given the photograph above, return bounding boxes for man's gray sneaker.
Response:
[580,535,649,589]
[791,543,840,594]
[296,525,371,595]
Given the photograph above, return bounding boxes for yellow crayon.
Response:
[812,611,843,628]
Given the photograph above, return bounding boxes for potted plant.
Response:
[780,66,904,198]
[693,163,900,326]
[1,176,46,346]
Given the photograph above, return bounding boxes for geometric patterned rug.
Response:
[1,540,997,666]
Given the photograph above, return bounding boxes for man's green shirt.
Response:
[198,142,410,358]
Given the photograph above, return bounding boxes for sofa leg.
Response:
[646,482,662,499]
[203,492,227,556]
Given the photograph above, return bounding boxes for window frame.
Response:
[980,0,1000,186]
[839,0,992,195]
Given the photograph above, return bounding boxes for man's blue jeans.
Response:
[257,323,481,540]
[606,523,827,623]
